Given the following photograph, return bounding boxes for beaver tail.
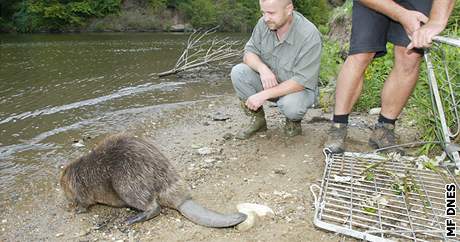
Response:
[177,199,247,228]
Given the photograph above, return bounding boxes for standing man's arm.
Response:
[358,0,455,49]
[359,0,429,35]
[408,0,455,49]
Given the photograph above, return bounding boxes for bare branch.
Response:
[155,27,243,77]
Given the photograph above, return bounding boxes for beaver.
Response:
[60,134,247,227]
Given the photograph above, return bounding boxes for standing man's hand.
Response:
[407,22,444,49]
[259,66,278,90]
[246,92,268,111]
[398,10,429,36]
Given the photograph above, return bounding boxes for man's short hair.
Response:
[260,0,293,7]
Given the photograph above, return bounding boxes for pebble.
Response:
[55,233,64,237]
[237,203,274,217]
[273,168,286,175]
[203,158,216,163]
[211,112,230,121]
[1,219,6,223]
[223,133,233,140]
[72,142,85,148]
[197,147,213,155]
[369,107,381,115]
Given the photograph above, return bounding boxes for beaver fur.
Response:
[60,134,246,227]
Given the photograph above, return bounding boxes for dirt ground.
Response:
[0,95,420,242]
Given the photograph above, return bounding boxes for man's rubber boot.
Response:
[369,123,405,155]
[324,122,348,154]
[284,118,302,137]
[235,102,267,140]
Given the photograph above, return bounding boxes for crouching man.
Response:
[231,0,322,139]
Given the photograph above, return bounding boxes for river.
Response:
[0,32,247,202]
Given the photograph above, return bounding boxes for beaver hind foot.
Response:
[126,201,161,225]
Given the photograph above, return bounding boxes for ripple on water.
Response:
[0,81,186,125]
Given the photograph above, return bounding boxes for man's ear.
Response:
[287,3,294,15]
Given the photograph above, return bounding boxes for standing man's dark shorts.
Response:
[349,0,432,58]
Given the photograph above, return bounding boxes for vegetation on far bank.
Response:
[0,0,333,33]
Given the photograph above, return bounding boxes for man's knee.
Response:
[231,63,254,85]
[282,106,306,121]
[394,46,422,73]
[279,97,309,121]
[347,52,375,66]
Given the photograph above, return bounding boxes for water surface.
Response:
[0,32,247,200]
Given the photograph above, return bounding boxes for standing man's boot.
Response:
[324,123,348,153]
[236,102,267,140]
[369,122,405,155]
[284,118,302,137]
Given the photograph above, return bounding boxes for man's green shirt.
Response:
[245,11,322,91]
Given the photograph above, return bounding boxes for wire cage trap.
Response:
[311,151,460,241]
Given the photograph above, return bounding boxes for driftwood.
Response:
[157,27,243,77]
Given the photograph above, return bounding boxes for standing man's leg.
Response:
[380,47,422,118]
[325,53,374,153]
[325,0,389,153]
[368,45,422,154]
[368,0,431,154]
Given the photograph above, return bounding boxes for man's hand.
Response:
[407,22,444,49]
[246,92,268,111]
[398,9,429,36]
[259,66,278,90]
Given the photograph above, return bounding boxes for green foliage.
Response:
[295,0,331,26]
[8,0,121,32]
[90,0,121,16]
[12,1,43,32]
[150,0,168,13]
[178,0,218,29]
[215,0,257,32]
[319,39,343,87]
[446,2,460,34]
[1,0,335,32]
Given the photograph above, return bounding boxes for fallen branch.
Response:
[156,27,243,77]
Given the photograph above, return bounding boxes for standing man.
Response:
[325,0,455,154]
[231,0,321,139]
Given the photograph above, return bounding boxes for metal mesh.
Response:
[424,36,460,166]
[312,151,460,242]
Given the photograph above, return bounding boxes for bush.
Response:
[179,0,217,29]
[294,0,331,27]
[11,0,121,32]
[319,39,343,87]
[215,0,257,32]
